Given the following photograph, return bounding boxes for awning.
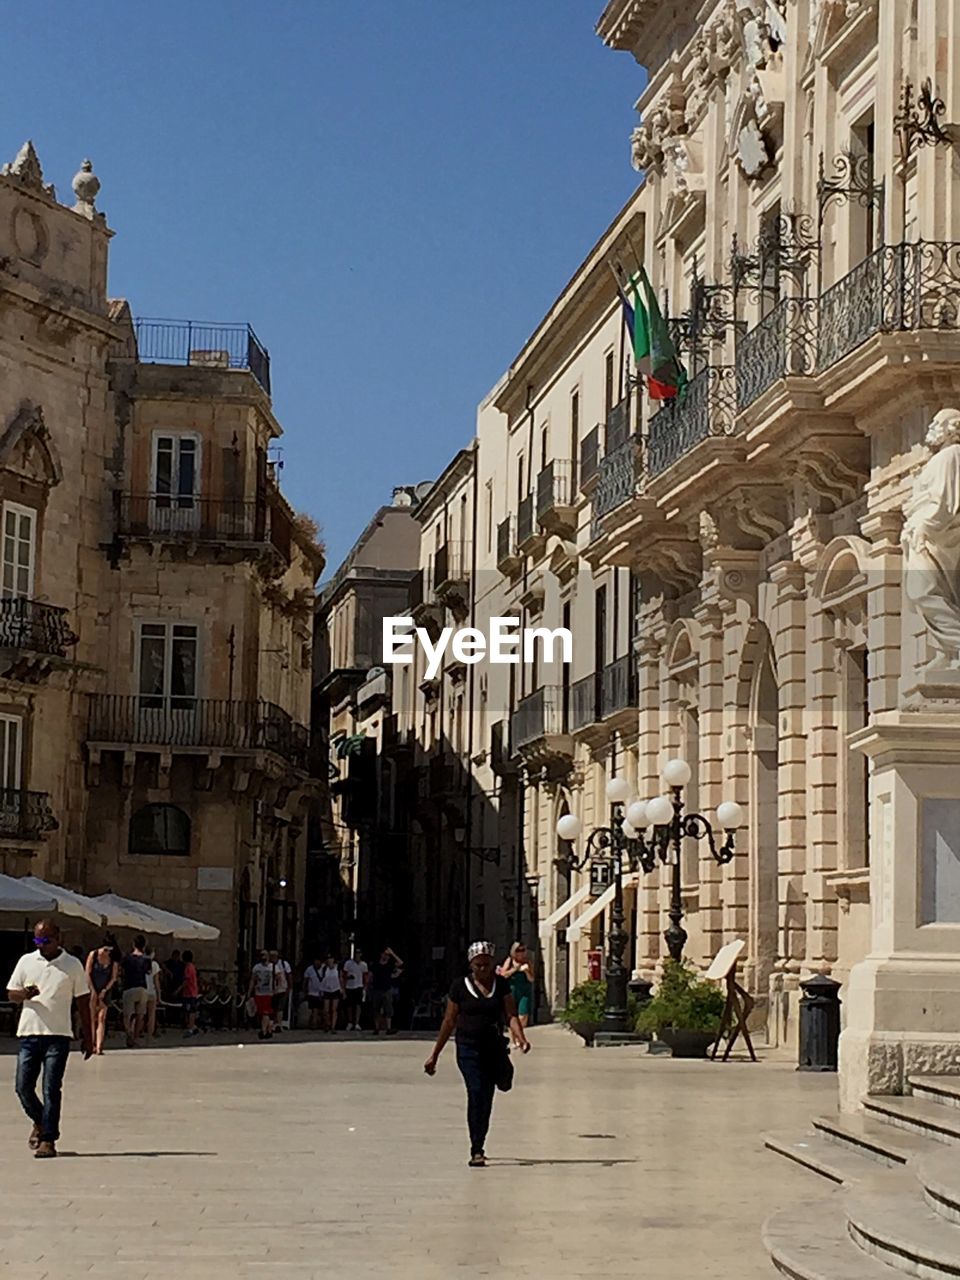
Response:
[92,893,220,940]
[565,872,640,943]
[0,874,57,915]
[18,876,107,926]
[538,882,592,940]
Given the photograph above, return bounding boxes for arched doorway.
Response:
[745,628,780,998]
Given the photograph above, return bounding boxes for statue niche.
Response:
[0,402,63,493]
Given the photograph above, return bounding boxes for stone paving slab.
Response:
[0,1025,834,1278]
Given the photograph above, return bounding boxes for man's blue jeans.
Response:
[16,1035,71,1143]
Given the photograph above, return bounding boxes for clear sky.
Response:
[1,1,643,573]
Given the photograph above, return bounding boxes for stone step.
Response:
[864,1094,960,1145]
[917,1148,960,1226]
[763,1199,903,1280]
[765,1130,880,1185]
[846,1181,960,1277]
[813,1113,933,1166]
[909,1074,960,1110]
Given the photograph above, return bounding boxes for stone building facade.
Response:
[0,142,321,981]
[333,0,960,1095]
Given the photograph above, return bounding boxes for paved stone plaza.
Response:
[0,1025,834,1279]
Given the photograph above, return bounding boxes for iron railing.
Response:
[580,426,601,487]
[817,240,960,370]
[510,685,567,750]
[592,440,639,530]
[606,398,631,453]
[601,655,637,718]
[115,319,271,395]
[0,789,58,840]
[536,460,573,519]
[116,493,270,542]
[434,541,470,590]
[735,297,817,410]
[647,366,737,477]
[571,672,602,731]
[408,568,425,610]
[496,517,516,570]
[517,493,536,547]
[88,695,310,770]
[0,598,76,658]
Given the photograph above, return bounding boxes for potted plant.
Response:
[557,980,642,1046]
[634,960,725,1058]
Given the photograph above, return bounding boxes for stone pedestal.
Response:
[840,706,960,1112]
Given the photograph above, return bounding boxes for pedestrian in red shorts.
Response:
[247,950,276,1040]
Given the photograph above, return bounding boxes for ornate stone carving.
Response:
[735,117,771,179]
[72,158,101,218]
[698,510,720,552]
[902,408,960,669]
[1,141,55,198]
[0,402,63,487]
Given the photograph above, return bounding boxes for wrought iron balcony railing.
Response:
[817,240,960,370]
[735,297,817,411]
[0,598,77,658]
[517,493,537,548]
[601,655,637,718]
[0,788,58,841]
[605,398,631,453]
[571,672,602,731]
[647,366,736,477]
[510,685,567,750]
[433,541,470,592]
[592,439,640,532]
[536,460,573,520]
[88,695,310,770]
[114,318,271,395]
[496,517,518,572]
[116,493,272,543]
[579,426,601,488]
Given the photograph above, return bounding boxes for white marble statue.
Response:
[903,408,960,669]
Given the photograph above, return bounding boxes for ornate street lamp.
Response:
[556,762,743,1033]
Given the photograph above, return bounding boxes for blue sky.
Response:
[1,2,642,572]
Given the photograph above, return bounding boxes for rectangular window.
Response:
[0,714,22,792]
[1,504,36,599]
[137,622,198,711]
[540,427,548,471]
[153,434,200,506]
[485,481,494,555]
[569,390,580,492]
[604,351,615,416]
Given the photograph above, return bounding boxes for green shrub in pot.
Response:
[634,960,725,1038]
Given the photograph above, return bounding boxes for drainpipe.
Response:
[463,446,479,948]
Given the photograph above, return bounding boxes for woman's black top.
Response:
[449,975,510,1043]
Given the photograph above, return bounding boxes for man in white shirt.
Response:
[342,949,369,1032]
[269,949,291,1032]
[7,919,93,1158]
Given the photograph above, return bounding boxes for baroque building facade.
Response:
[0,142,321,981]
[334,0,960,1093]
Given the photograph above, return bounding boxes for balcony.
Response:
[647,366,737,478]
[516,493,541,554]
[591,439,640,534]
[490,718,517,776]
[817,240,960,371]
[88,695,310,771]
[496,517,521,575]
[0,598,77,681]
[606,397,631,453]
[536,460,575,535]
[115,493,290,562]
[433,540,470,611]
[114,318,271,396]
[0,789,58,843]
[510,686,571,769]
[601,655,637,722]
[579,426,602,490]
[571,672,602,732]
[735,297,817,411]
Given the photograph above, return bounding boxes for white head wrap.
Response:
[467,940,495,960]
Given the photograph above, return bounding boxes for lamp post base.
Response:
[593,1030,647,1047]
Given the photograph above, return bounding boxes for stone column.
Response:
[694,603,725,963]
[635,632,663,971]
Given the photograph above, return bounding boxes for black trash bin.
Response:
[797,974,841,1072]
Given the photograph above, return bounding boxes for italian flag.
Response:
[630,267,687,401]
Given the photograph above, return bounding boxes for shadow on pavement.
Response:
[59,1150,217,1158]
[490,1157,638,1167]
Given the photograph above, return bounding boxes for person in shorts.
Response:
[180,950,200,1037]
[342,948,368,1032]
[370,947,402,1034]
[302,955,325,1031]
[121,936,151,1048]
[248,950,275,1040]
[269,949,291,1032]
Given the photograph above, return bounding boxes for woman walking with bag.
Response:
[424,940,530,1167]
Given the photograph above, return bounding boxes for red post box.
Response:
[587,949,602,982]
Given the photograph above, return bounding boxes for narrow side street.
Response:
[0,1027,833,1279]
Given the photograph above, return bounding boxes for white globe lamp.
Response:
[605,776,631,804]
[662,758,692,788]
[556,813,582,842]
[716,800,744,831]
[646,795,674,827]
[626,800,648,829]
[622,820,638,839]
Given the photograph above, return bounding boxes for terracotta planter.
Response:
[659,1028,717,1058]
[568,1020,599,1047]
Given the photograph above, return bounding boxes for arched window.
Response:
[129,804,191,856]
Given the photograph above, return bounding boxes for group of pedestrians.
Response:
[252,945,404,1037]
[84,935,199,1050]
[247,947,293,1039]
